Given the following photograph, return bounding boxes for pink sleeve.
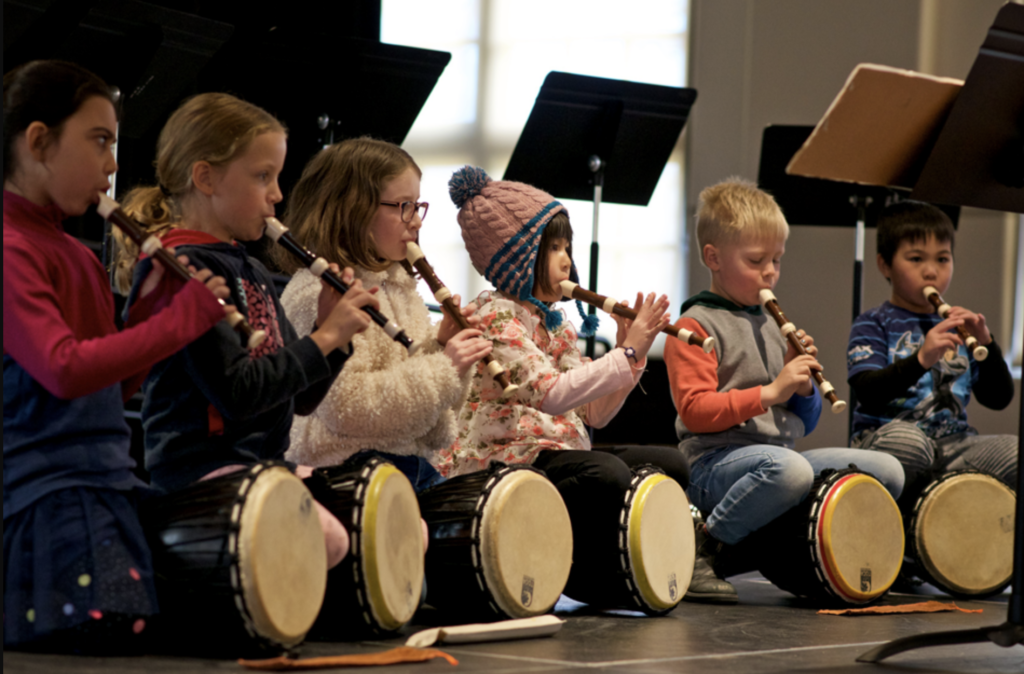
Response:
[664,317,764,433]
[540,348,638,424]
[3,246,226,400]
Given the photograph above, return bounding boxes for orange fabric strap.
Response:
[819,601,983,616]
[208,404,225,436]
[239,647,459,670]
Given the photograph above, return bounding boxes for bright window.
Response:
[382,0,689,356]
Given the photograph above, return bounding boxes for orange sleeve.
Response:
[664,317,766,433]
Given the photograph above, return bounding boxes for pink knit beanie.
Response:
[448,166,597,335]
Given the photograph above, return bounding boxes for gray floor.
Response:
[4,574,1021,673]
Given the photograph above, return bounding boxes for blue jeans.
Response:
[687,445,905,545]
[351,450,446,493]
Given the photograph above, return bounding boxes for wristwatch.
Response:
[623,346,638,363]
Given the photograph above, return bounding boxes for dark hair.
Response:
[534,211,574,300]
[876,200,955,265]
[3,60,115,182]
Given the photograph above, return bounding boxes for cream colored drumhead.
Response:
[360,464,425,631]
[914,473,1016,595]
[480,470,573,618]
[237,467,327,647]
[627,474,695,610]
[816,473,904,603]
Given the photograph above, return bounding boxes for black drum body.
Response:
[750,469,904,605]
[904,470,1016,598]
[563,466,694,615]
[303,454,424,637]
[418,464,573,621]
[143,462,326,656]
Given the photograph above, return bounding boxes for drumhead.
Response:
[480,470,573,618]
[814,473,903,603]
[359,463,425,631]
[237,466,327,647]
[913,472,1015,596]
[626,473,694,611]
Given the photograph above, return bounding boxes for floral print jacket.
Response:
[437,291,593,477]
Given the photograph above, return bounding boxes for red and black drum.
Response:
[904,470,1016,598]
[418,464,573,621]
[563,465,694,615]
[753,468,905,605]
[303,454,425,637]
[143,462,326,656]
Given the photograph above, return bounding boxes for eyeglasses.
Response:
[379,200,429,223]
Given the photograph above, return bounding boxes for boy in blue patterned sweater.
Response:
[847,201,1017,500]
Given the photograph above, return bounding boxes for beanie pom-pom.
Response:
[576,299,599,337]
[545,309,564,332]
[449,166,491,208]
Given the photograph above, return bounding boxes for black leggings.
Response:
[532,446,690,600]
[533,446,689,506]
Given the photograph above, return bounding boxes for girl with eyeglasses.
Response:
[277,137,491,491]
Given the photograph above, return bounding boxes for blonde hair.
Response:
[695,178,789,267]
[276,137,420,275]
[112,93,285,293]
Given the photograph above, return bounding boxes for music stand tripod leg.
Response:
[856,623,1024,663]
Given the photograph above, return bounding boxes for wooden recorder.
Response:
[406,242,518,397]
[97,193,267,350]
[922,286,989,361]
[759,289,846,414]
[264,218,416,353]
[559,280,715,353]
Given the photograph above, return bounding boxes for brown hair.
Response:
[4,60,116,183]
[695,178,789,267]
[276,137,421,275]
[533,211,574,301]
[112,93,285,293]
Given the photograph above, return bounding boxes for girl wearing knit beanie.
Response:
[438,166,692,606]
[278,139,492,489]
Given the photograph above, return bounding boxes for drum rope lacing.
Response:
[804,467,881,602]
[616,465,660,611]
[313,458,382,631]
[467,465,546,617]
[226,462,287,649]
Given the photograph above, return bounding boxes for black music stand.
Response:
[195,33,449,269]
[199,34,450,200]
[503,72,697,358]
[3,0,234,278]
[4,0,232,141]
[757,126,960,436]
[787,4,1024,661]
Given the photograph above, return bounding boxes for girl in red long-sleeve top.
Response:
[3,60,229,653]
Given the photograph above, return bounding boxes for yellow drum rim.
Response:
[628,473,677,611]
[817,473,903,602]
[362,463,409,631]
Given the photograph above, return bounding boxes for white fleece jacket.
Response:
[280,264,470,466]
